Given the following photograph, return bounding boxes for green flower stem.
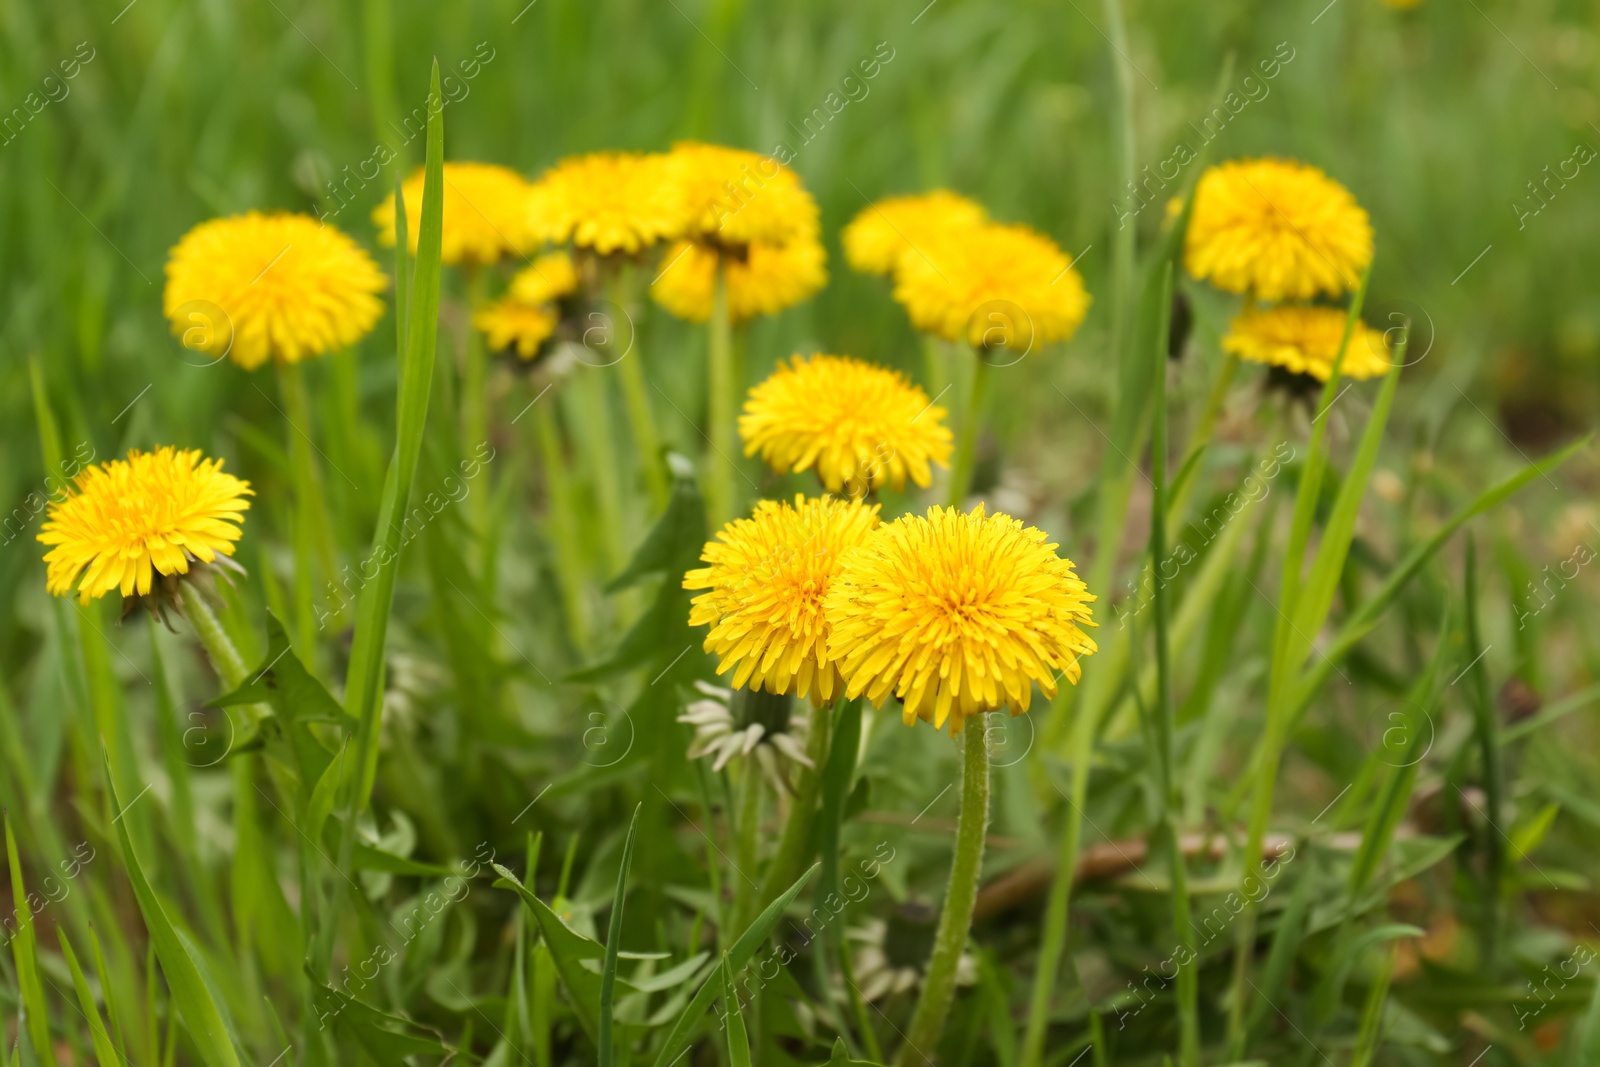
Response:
[732,756,763,934]
[899,721,990,1066]
[278,358,338,665]
[757,696,833,912]
[921,334,947,404]
[706,260,736,528]
[947,352,992,508]
[611,268,669,510]
[179,579,250,689]
[529,392,589,651]
[567,365,627,574]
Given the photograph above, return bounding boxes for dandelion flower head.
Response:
[663,142,820,249]
[891,223,1089,349]
[740,354,953,495]
[825,504,1097,735]
[1223,305,1392,382]
[685,495,881,704]
[527,151,682,256]
[651,236,826,323]
[163,212,385,371]
[1185,158,1373,301]
[842,191,988,276]
[39,447,253,604]
[374,162,536,266]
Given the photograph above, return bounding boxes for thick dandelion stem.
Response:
[180,579,250,689]
[733,755,764,934]
[757,695,833,911]
[899,721,989,1066]
[610,269,669,510]
[706,262,737,527]
[529,393,589,651]
[947,352,992,508]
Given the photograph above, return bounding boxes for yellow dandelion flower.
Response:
[527,151,682,255]
[1223,305,1392,382]
[685,495,881,704]
[473,300,558,360]
[373,162,536,266]
[740,355,953,495]
[163,212,385,372]
[825,504,1097,736]
[891,223,1090,349]
[842,191,988,276]
[651,235,826,323]
[38,447,252,604]
[507,251,581,305]
[662,141,821,249]
[1185,158,1373,301]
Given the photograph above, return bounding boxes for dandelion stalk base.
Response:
[898,720,989,1066]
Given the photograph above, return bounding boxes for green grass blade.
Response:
[1463,536,1504,958]
[1347,945,1397,1067]
[652,861,820,1067]
[345,56,446,808]
[58,928,123,1067]
[88,925,130,1063]
[102,751,242,1067]
[493,863,606,1044]
[599,804,641,1067]
[719,954,753,1067]
[6,813,57,1067]
[1291,433,1591,716]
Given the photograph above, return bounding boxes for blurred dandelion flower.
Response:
[163,212,385,371]
[678,681,814,790]
[473,252,580,360]
[685,495,881,703]
[825,504,1097,736]
[374,162,536,265]
[527,151,681,255]
[38,447,252,604]
[891,223,1090,349]
[662,141,820,249]
[842,190,988,276]
[740,354,953,494]
[650,235,826,322]
[1185,158,1373,301]
[1223,305,1391,381]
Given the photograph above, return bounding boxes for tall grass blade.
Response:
[599,804,641,1067]
[59,929,123,1067]
[6,813,56,1067]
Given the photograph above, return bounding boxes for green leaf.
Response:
[651,861,820,1067]
[494,863,606,1044]
[1573,964,1600,1067]
[819,1036,886,1065]
[1292,433,1591,717]
[346,56,447,808]
[720,955,752,1067]
[1309,923,1422,1026]
[102,751,242,1067]
[58,928,123,1067]
[599,805,641,1067]
[306,967,453,1063]
[570,458,706,682]
[6,813,57,1067]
